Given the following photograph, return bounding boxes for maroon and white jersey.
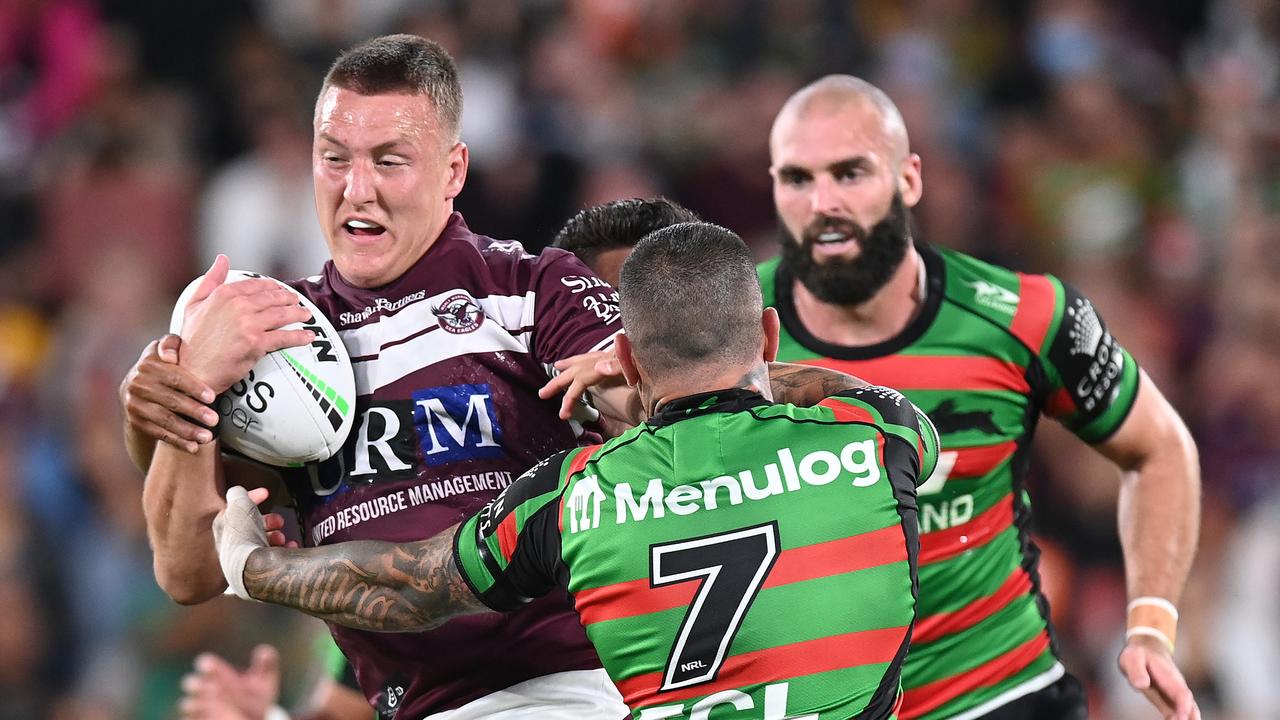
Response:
[280,213,621,718]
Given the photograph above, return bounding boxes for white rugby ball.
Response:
[169,270,355,467]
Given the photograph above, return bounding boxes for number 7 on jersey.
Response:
[650,523,781,691]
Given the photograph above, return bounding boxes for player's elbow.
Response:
[153,561,222,605]
[1143,405,1199,476]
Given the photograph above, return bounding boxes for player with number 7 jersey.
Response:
[455,384,939,720]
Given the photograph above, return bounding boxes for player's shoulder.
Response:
[478,234,603,292]
[937,246,1024,316]
[286,263,345,317]
[935,245,1063,354]
[820,385,921,431]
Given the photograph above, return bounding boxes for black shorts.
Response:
[979,673,1088,720]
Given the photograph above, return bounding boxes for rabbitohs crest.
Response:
[966,280,1020,315]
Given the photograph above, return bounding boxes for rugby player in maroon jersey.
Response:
[121,34,638,720]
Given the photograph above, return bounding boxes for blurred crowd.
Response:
[0,0,1275,718]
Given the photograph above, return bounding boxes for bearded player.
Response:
[758,76,1200,720]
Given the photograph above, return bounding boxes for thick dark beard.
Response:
[778,193,913,306]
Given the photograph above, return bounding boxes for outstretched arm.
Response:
[1096,370,1201,720]
[217,488,488,632]
[244,537,486,632]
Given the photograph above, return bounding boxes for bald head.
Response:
[771,75,909,163]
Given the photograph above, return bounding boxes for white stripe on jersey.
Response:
[339,288,536,393]
[475,292,536,335]
[590,329,621,353]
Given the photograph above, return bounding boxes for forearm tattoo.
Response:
[768,362,868,407]
[242,528,486,632]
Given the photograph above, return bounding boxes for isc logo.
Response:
[411,384,504,466]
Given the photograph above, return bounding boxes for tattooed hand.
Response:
[767,362,867,407]
[229,517,488,632]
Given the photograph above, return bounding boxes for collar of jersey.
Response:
[773,239,946,361]
[647,388,771,428]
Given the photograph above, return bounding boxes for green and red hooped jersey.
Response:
[759,244,1140,720]
[454,386,940,719]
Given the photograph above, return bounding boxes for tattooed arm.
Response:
[241,533,488,633]
[214,486,488,632]
[767,362,867,407]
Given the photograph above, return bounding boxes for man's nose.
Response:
[810,174,842,216]
[343,160,376,206]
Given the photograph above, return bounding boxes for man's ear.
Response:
[444,142,469,201]
[615,332,641,387]
[899,152,923,207]
[762,307,780,362]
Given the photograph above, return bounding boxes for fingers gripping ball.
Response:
[215,486,270,600]
[171,270,355,466]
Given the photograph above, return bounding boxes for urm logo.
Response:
[412,384,504,467]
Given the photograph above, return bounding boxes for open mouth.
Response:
[806,224,861,256]
[344,219,387,237]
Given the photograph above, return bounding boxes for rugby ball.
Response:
[169,270,355,467]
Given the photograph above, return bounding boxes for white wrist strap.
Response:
[223,543,258,601]
[1126,596,1179,620]
[1126,626,1175,653]
[263,704,291,720]
[215,486,269,601]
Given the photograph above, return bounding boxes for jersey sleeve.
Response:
[1014,275,1141,443]
[820,385,939,488]
[452,449,574,612]
[529,249,622,364]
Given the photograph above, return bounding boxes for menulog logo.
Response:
[566,440,882,533]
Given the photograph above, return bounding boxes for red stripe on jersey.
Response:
[496,512,519,564]
[802,356,1029,394]
[817,397,877,424]
[1009,274,1056,353]
[762,524,908,590]
[1045,386,1076,419]
[919,494,1014,565]
[620,625,909,709]
[900,631,1051,718]
[567,444,603,479]
[559,445,603,535]
[575,525,910,627]
[913,570,1033,644]
[949,441,1017,480]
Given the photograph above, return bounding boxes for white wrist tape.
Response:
[1126,596,1179,620]
[214,486,269,601]
[1126,625,1175,653]
[263,705,291,720]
